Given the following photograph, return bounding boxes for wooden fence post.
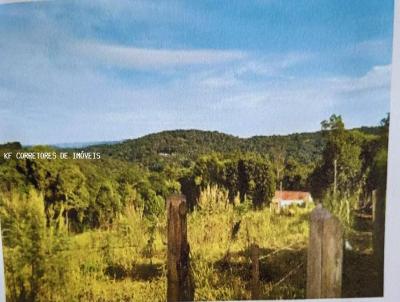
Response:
[250,243,260,300]
[373,189,385,296]
[167,194,194,302]
[372,190,377,222]
[307,204,343,298]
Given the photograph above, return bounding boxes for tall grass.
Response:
[2,186,314,301]
[322,191,359,232]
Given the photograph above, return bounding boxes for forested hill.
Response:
[82,126,380,167]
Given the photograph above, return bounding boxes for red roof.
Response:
[274,191,311,200]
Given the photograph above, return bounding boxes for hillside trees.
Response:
[308,113,389,230]
[1,191,46,300]
[238,155,275,207]
[85,129,327,169]
[310,115,364,199]
[0,121,387,234]
[180,153,275,208]
[87,183,121,228]
[366,114,389,193]
[0,150,170,230]
[48,165,90,231]
[282,156,313,191]
[0,190,74,302]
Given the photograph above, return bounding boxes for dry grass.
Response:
[4,186,381,301]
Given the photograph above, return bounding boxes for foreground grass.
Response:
[37,204,311,301]
[4,201,379,301]
[188,204,310,300]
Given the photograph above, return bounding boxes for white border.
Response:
[0,2,399,302]
[384,0,400,301]
[0,224,4,302]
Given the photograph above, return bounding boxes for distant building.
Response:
[271,191,313,213]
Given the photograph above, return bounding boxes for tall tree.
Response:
[270,145,286,190]
[311,115,363,199]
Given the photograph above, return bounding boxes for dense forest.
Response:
[0,114,389,301]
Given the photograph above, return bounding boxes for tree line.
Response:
[0,114,389,301]
[0,114,388,233]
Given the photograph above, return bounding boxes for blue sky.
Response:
[0,0,394,144]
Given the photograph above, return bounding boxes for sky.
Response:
[0,0,394,145]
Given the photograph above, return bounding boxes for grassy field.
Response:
[6,192,375,301]
[4,191,379,301]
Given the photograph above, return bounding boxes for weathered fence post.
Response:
[372,190,377,222]
[167,194,194,302]
[307,204,343,298]
[373,189,385,296]
[250,243,260,300]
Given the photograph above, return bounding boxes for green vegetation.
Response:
[0,115,388,301]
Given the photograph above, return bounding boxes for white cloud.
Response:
[235,53,312,77]
[198,73,240,89]
[185,52,311,90]
[349,64,391,91]
[78,42,246,70]
[205,64,391,126]
[326,65,391,94]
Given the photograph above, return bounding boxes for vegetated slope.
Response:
[82,130,324,166]
[82,127,379,168]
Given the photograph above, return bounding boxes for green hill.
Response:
[82,129,322,165]
[82,127,379,169]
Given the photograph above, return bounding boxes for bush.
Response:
[1,191,76,302]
